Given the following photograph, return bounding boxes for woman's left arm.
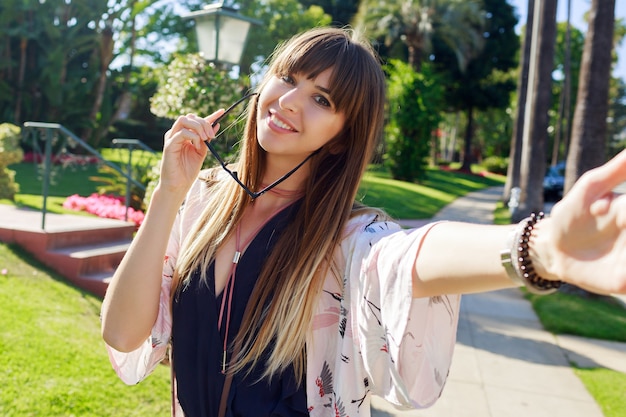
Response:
[414,149,626,298]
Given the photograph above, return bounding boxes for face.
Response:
[256,68,346,164]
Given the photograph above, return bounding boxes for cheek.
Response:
[328,116,346,139]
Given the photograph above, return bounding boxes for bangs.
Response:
[269,29,379,121]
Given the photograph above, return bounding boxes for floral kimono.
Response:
[106,174,461,416]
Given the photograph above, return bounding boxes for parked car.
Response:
[543,161,565,200]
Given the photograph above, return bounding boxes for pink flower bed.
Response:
[23,152,100,166]
[63,193,144,227]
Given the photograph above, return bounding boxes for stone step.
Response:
[44,224,134,250]
[77,271,115,298]
[0,205,135,297]
[45,240,130,290]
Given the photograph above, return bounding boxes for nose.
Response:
[278,87,302,113]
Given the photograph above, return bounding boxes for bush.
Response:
[150,53,248,162]
[0,123,24,200]
[384,61,444,182]
[481,155,508,175]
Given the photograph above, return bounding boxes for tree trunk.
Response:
[460,105,474,172]
[91,5,139,147]
[552,0,572,166]
[83,21,114,143]
[512,0,557,222]
[405,31,423,73]
[504,0,535,203]
[565,0,615,193]
[14,37,28,124]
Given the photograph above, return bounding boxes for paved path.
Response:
[372,186,626,417]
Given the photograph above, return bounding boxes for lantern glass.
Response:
[195,14,252,65]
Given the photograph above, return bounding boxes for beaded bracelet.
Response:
[500,212,564,295]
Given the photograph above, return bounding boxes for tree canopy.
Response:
[431,0,519,170]
[353,0,486,72]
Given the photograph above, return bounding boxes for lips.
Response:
[268,111,297,132]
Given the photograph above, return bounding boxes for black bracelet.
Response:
[516,212,563,294]
[501,213,564,294]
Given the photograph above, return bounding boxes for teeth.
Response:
[271,114,294,131]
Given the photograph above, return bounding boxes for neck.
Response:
[260,184,305,200]
[256,150,318,199]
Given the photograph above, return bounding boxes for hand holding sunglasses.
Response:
[204,92,319,199]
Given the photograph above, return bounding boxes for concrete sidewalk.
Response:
[373,186,626,417]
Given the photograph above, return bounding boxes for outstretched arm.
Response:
[101,110,223,352]
[413,149,626,298]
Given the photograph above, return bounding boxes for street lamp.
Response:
[183,2,261,67]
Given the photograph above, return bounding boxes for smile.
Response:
[269,112,297,132]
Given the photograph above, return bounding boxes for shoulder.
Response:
[176,167,225,224]
[341,210,402,242]
[184,167,224,205]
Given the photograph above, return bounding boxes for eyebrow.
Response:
[315,85,331,95]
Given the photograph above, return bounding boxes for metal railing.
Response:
[22,122,155,229]
[111,138,158,222]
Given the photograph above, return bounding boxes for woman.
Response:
[101,27,626,417]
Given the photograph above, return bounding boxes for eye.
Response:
[314,95,332,108]
[280,74,295,85]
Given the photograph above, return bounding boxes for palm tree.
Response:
[565,0,616,194]
[353,0,485,72]
[552,0,573,166]
[512,0,558,222]
[504,0,535,204]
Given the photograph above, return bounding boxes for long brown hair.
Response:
[174,27,387,382]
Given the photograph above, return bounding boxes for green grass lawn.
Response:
[525,291,626,343]
[7,162,109,214]
[0,243,170,416]
[575,367,626,417]
[358,166,504,219]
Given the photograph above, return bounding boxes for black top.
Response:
[171,203,308,417]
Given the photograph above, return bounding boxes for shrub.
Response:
[481,155,509,175]
[90,164,150,211]
[0,123,24,200]
[384,61,444,182]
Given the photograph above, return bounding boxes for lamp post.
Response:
[183,2,261,68]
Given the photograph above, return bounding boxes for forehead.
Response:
[269,35,373,118]
[301,67,334,89]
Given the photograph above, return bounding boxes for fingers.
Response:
[165,109,224,149]
[578,149,626,197]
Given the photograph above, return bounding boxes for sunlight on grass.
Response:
[525,291,626,342]
[9,194,96,215]
[358,167,504,219]
[574,367,626,417]
[358,173,452,219]
[0,244,170,416]
[100,148,160,166]
[10,162,105,197]
[493,201,512,225]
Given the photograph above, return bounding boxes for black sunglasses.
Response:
[205,93,318,199]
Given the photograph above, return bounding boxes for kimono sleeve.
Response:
[350,221,461,409]
[105,211,180,385]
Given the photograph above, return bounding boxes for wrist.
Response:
[527,216,558,280]
[501,213,563,294]
[151,182,188,206]
[143,185,187,221]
